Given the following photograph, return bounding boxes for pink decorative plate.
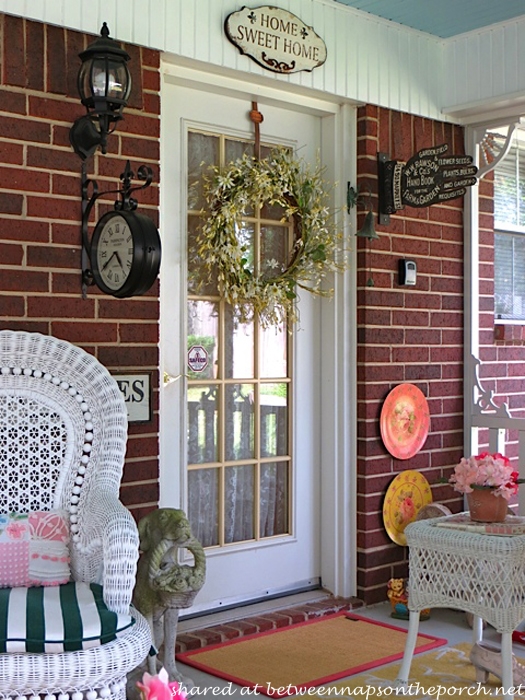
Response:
[380,383,430,460]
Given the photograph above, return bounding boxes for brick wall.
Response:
[0,14,161,520]
[356,105,464,603]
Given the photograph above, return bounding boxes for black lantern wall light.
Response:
[70,23,161,299]
[347,183,378,287]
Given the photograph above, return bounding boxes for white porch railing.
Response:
[470,355,525,514]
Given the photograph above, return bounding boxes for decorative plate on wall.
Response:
[380,383,430,460]
[383,470,432,546]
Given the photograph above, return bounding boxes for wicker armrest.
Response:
[82,489,140,615]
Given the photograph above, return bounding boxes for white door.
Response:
[161,78,327,613]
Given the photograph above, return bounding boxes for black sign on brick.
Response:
[378,144,478,225]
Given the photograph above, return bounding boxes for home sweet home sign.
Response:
[225,6,327,74]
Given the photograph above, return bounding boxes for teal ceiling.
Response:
[332,0,525,38]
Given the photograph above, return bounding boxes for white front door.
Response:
[161,76,337,612]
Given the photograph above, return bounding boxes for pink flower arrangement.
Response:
[449,452,520,501]
[137,668,187,700]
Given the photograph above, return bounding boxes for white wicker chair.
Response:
[0,330,151,700]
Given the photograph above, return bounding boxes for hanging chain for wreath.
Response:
[196,103,345,328]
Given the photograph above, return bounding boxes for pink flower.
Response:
[449,452,520,501]
[6,522,28,539]
[137,668,187,700]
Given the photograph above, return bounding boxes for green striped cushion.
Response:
[0,582,135,652]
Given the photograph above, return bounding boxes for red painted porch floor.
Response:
[175,594,363,654]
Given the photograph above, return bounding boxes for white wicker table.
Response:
[397,515,525,699]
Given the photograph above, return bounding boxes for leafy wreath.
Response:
[196,147,344,328]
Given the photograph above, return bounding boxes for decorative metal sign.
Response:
[112,372,151,423]
[378,145,478,225]
[225,6,327,74]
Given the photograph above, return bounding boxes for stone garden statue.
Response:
[133,508,206,685]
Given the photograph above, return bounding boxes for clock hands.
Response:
[101,252,117,271]
[101,251,126,272]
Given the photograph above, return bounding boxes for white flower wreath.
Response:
[196,148,344,328]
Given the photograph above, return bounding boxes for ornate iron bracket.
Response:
[80,160,153,297]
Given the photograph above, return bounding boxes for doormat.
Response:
[313,642,503,699]
[176,612,447,697]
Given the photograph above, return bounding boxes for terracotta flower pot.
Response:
[467,488,508,523]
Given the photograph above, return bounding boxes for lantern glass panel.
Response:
[106,60,131,103]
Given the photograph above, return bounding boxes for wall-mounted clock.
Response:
[90,210,161,298]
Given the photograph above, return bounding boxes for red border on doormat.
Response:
[176,611,447,697]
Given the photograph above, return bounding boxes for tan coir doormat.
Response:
[176,612,447,697]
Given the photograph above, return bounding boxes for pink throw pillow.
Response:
[0,511,70,587]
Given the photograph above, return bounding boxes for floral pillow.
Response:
[0,510,70,588]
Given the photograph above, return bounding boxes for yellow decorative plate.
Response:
[380,383,430,460]
[383,470,432,546]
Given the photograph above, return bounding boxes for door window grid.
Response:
[186,129,292,549]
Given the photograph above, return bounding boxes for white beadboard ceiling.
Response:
[333,0,525,38]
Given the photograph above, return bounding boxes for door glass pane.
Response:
[188,216,217,295]
[225,383,254,461]
[224,306,254,379]
[188,468,219,547]
[260,323,287,378]
[187,300,219,379]
[188,132,219,211]
[224,464,255,543]
[236,221,255,273]
[260,462,288,537]
[261,225,289,280]
[260,383,288,457]
[187,384,219,464]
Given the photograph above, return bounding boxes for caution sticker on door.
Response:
[187,345,209,373]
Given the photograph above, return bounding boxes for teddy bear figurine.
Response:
[387,577,430,620]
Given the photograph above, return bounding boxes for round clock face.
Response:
[91,210,161,298]
[94,213,133,292]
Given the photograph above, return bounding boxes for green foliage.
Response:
[196,148,346,328]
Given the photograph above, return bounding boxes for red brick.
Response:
[119,112,160,139]
[0,193,23,215]
[0,243,23,265]
[142,68,160,92]
[0,115,50,144]
[1,269,49,292]
[46,25,67,95]
[119,323,159,344]
[27,245,79,269]
[51,322,118,343]
[121,460,159,483]
[26,21,45,91]
[141,48,160,69]
[120,136,160,161]
[26,196,79,222]
[27,146,80,173]
[28,96,71,123]
[0,218,49,242]
[27,296,95,318]
[0,296,25,316]
[3,16,25,87]
[125,435,159,459]
[0,166,50,193]
[120,481,159,506]
[0,141,24,165]
[126,44,144,111]
[98,298,159,319]
[0,89,26,115]
[143,93,160,115]
[65,31,85,99]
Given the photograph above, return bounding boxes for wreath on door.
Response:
[196,147,345,328]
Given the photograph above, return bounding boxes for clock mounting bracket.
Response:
[80,159,154,298]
